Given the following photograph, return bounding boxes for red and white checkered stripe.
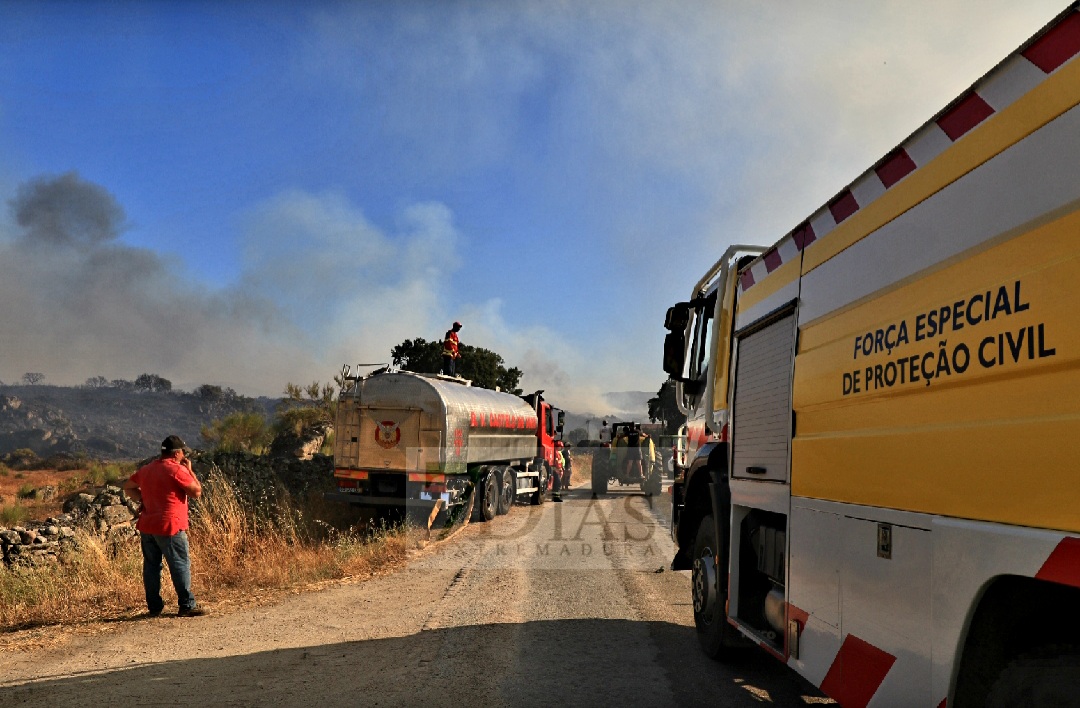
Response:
[738,9,1080,296]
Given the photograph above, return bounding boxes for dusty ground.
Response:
[0,476,830,707]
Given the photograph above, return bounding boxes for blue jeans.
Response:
[141,531,197,612]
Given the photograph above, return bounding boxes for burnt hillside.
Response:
[0,385,278,461]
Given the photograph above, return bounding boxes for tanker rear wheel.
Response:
[497,467,514,515]
[471,468,499,522]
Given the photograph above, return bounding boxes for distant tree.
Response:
[648,380,685,435]
[21,372,45,386]
[134,373,172,393]
[110,378,135,391]
[390,337,523,394]
[84,376,109,388]
[565,427,589,444]
[201,412,271,454]
[390,338,441,374]
[197,384,224,401]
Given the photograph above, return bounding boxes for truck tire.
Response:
[985,646,1080,708]
[472,469,498,522]
[530,463,547,505]
[592,464,608,496]
[692,514,739,659]
[644,465,662,496]
[497,467,514,515]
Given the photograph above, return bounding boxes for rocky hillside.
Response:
[0,385,278,461]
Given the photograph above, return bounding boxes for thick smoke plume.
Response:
[0,172,641,413]
[0,172,316,393]
[13,173,126,247]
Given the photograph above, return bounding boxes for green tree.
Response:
[648,380,685,435]
[390,338,442,374]
[390,337,523,393]
[134,373,172,393]
[197,384,224,401]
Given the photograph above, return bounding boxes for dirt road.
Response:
[1,479,830,707]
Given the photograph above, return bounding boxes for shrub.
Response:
[85,461,135,487]
[275,381,335,438]
[8,449,38,470]
[16,483,35,499]
[202,412,272,454]
[274,406,328,437]
[0,502,29,525]
[59,475,84,494]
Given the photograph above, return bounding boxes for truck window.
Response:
[688,292,717,381]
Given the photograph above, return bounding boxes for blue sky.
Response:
[0,0,1067,414]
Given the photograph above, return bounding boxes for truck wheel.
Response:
[985,646,1080,708]
[592,465,608,496]
[644,467,662,496]
[692,514,738,659]
[531,463,548,505]
[472,470,498,522]
[497,467,514,515]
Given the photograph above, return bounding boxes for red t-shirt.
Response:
[129,458,195,536]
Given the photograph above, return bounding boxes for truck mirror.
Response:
[663,331,686,377]
[665,303,691,331]
[557,411,565,431]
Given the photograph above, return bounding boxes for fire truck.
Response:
[663,6,1080,706]
[328,367,563,526]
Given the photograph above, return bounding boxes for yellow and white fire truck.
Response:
[664,6,1080,706]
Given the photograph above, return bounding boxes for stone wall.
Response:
[0,452,334,570]
[0,485,138,569]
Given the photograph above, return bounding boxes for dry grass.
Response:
[0,468,415,633]
[564,449,592,486]
[0,531,145,630]
[0,463,133,522]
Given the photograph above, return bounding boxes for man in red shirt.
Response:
[123,435,206,617]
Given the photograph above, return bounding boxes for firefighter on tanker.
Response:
[442,321,462,376]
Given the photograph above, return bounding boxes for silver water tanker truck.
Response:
[327,367,564,525]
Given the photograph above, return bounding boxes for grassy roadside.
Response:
[0,451,592,633]
[0,468,416,633]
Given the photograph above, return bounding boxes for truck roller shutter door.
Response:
[731,312,796,483]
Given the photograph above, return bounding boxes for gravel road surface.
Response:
[1,477,830,706]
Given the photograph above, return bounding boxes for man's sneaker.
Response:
[553,495,563,502]
[178,607,207,617]
[146,608,163,618]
